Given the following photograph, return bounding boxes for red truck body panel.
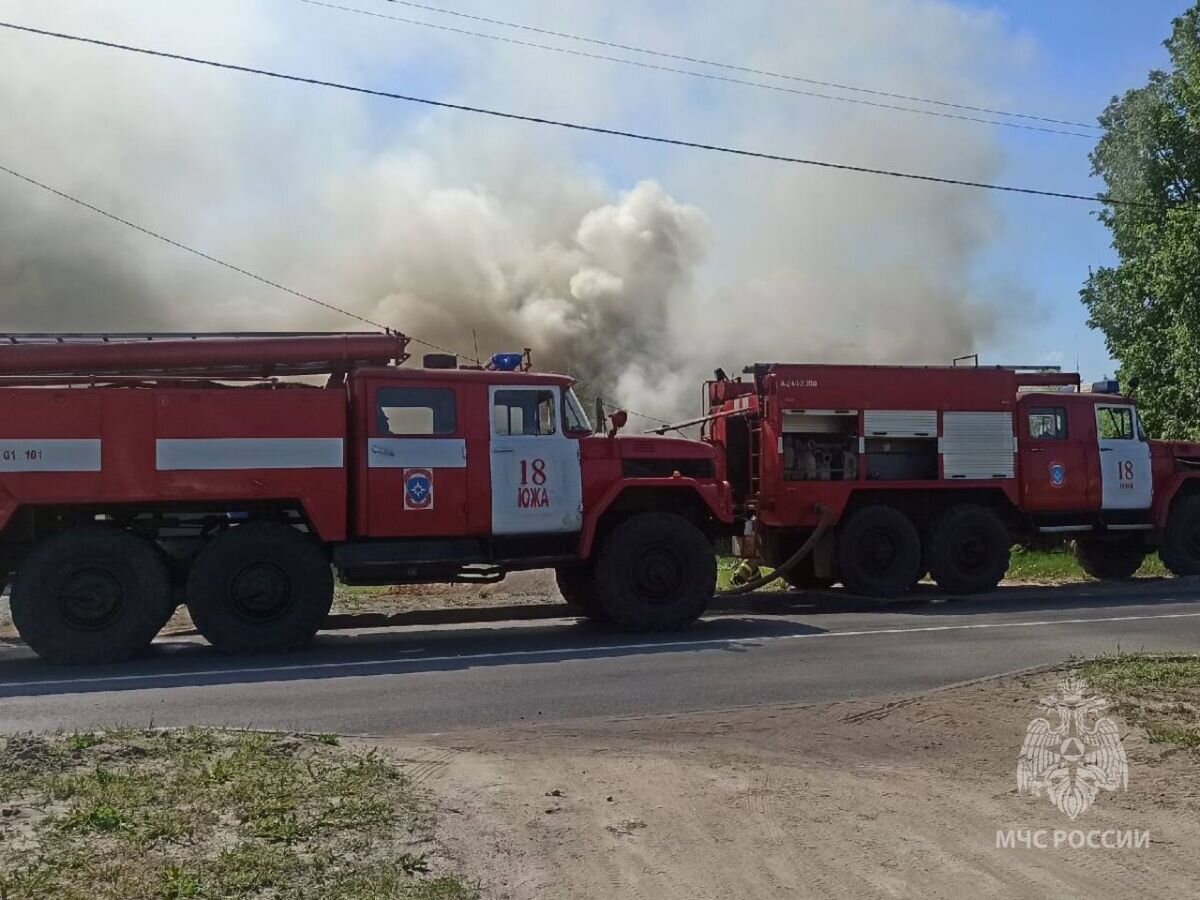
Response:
[0,386,350,540]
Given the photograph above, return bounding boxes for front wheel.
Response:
[1073,537,1146,580]
[1161,495,1200,576]
[594,513,715,632]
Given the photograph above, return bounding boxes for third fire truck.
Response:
[703,362,1200,597]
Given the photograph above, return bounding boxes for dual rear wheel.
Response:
[820,503,1010,598]
[10,521,333,664]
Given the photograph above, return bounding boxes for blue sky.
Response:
[949,1,1181,379]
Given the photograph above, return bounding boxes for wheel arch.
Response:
[0,500,326,579]
[1154,473,1200,529]
[579,479,733,558]
[841,487,1022,534]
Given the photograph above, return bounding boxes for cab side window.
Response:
[377,387,457,435]
[1097,406,1134,441]
[1028,407,1067,441]
[494,389,557,436]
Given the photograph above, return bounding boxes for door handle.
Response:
[1100,447,1114,452]
[1029,447,1044,453]
[492,447,514,454]
[370,444,394,457]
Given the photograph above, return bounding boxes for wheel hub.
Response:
[632,545,684,603]
[57,567,124,630]
[229,562,293,622]
[951,530,988,573]
[859,529,899,573]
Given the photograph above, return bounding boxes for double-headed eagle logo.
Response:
[1017,676,1128,819]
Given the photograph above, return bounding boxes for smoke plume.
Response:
[0,0,1035,421]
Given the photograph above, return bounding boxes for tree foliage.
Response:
[1083,4,1200,438]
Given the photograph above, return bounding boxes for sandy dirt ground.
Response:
[381,671,1200,900]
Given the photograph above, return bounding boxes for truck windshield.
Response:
[564,389,592,433]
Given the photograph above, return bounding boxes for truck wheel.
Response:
[928,505,1011,595]
[836,506,922,598]
[10,526,172,664]
[594,513,715,632]
[555,565,610,621]
[1161,495,1200,576]
[185,522,333,654]
[1073,537,1146,580]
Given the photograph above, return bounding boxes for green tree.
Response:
[1082,4,1200,438]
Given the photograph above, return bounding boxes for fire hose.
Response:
[717,504,833,596]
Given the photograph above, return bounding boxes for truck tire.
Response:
[594,512,715,632]
[1161,495,1200,576]
[185,522,333,654]
[555,565,610,621]
[836,506,922,598]
[928,505,1011,595]
[1072,537,1146,580]
[10,526,172,665]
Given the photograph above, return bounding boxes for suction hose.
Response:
[718,504,833,596]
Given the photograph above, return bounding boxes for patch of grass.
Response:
[66,731,104,752]
[1078,653,1200,753]
[716,558,786,592]
[1006,547,1168,584]
[715,547,1172,593]
[0,729,476,900]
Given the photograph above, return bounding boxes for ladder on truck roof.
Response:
[0,330,411,379]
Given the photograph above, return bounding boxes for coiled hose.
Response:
[718,504,833,596]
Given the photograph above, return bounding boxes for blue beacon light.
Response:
[490,353,524,372]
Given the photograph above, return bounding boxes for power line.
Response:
[374,0,1099,132]
[295,0,1092,139]
[0,162,463,359]
[0,21,1142,208]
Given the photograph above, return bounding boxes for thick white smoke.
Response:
[0,0,1036,421]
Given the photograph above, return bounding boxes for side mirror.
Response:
[607,410,628,438]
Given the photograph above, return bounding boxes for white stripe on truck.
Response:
[156,438,343,471]
[0,439,101,472]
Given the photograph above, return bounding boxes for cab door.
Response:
[1019,401,1094,512]
[364,382,469,537]
[489,385,583,535]
[1095,404,1153,510]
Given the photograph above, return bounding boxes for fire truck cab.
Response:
[0,333,732,664]
[705,363,1200,598]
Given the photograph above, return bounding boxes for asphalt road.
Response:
[2,582,1199,736]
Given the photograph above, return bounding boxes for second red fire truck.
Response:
[0,332,731,664]
[702,362,1200,597]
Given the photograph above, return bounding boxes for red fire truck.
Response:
[0,332,731,664]
[703,362,1200,597]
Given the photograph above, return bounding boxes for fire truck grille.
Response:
[622,458,716,479]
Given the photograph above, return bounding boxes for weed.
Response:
[0,729,476,900]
